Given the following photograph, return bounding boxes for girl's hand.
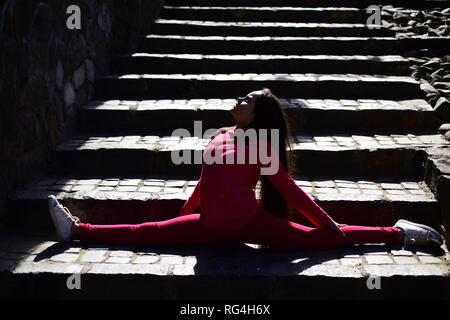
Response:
[328,220,347,237]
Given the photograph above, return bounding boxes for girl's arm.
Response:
[260,142,333,228]
[179,178,201,216]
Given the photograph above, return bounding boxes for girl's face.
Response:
[230,90,261,128]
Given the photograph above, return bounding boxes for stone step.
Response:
[159,6,370,24]
[94,73,422,100]
[140,35,450,56]
[76,98,439,134]
[47,133,447,177]
[110,53,410,76]
[139,35,401,55]
[397,37,450,56]
[163,0,416,8]
[1,230,448,299]
[151,19,394,37]
[5,175,441,229]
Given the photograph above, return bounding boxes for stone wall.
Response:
[384,6,450,125]
[0,0,164,227]
[383,4,450,243]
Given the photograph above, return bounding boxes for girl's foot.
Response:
[394,219,443,247]
[48,195,79,241]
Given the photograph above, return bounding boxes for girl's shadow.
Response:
[34,241,446,276]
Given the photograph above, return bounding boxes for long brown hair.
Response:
[252,88,295,220]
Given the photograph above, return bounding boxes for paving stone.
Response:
[80,250,108,263]
[116,186,137,192]
[299,264,363,278]
[360,245,391,255]
[184,256,198,265]
[364,255,394,265]
[105,257,132,264]
[162,187,184,194]
[415,250,438,256]
[119,179,142,186]
[364,265,446,277]
[165,181,186,187]
[132,255,160,264]
[144,180,165,186]
[50,253,79,263]
[13,261,84,274]
[314,181,335,188]
[417,256,444,264]
[87,263,171,275]
[99,180,120,186]
[380,183,403,189]
[71,185,94,192]
[159,254,184,264]
[97,186,115,191]
[401,182,421,189]
[386,189,408,195]
[392,256,420,265]
[315,187,338,194]
[408,189,427,195]
[339,188,362,194]
[340,257,363,266]
[109,250,134,257]
[358,183,380,190]
[361,190,384,197]
[390,249,414,256]
[77,179,101,185]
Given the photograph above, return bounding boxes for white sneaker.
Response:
[394,219,443,247]
[48,195,77,241]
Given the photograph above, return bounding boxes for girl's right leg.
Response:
[74,213,241,246]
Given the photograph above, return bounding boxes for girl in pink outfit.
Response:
[48,88,443,249]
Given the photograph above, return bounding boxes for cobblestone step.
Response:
[110,54,410,75]
[151,19,394,37]
[163,0,415,8]
[141,35,450,56]
[140,35,401,55]
[76,98,438,134]
[159,6,370,23]
[94,73,422,100]
[47,133,447,177]
[0,229,448,299]
[5,176,441,229]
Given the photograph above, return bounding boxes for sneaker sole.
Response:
[48,195,65,241]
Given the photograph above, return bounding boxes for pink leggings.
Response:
[74,208,401,250]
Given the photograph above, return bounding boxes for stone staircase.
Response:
[2,0,450,300]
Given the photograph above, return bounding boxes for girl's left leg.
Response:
[236,208,402,250]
